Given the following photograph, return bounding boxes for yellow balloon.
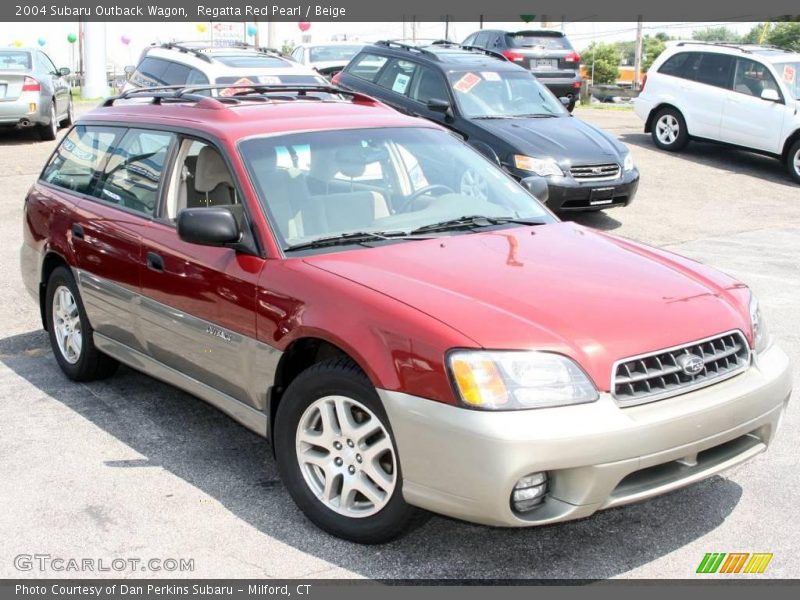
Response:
[14,40,23,47]
[196,23,207,33]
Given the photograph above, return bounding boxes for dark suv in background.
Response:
[462,30,582,111]
[335,41,638,213]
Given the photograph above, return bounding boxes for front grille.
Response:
[570,163,621,181]
[612,331,750,406]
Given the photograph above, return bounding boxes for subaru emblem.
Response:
[677,354,704,377]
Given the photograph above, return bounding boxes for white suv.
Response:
[123,42,326,94]
[634,43,800,183]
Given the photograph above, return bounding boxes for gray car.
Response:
[0,48,73,140]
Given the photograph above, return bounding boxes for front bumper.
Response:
[510,166,640,212]
[380,343,791,527]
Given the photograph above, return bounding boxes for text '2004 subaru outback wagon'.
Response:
[21,84,792,543]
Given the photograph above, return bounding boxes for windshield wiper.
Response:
[509,113,559,118]
[283,230,430,252]
[410,215,547,235]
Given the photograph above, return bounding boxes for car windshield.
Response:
[447,70,566,118]
[239,127,554,251]
[309,45,363,62]
[775,62,799,99]
[0,51,31,70]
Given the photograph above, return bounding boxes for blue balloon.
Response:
[37,38,46,46]
[247,25,257,37]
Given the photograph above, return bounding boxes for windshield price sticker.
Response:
[481,71,502,81]
[453,72,482,93]
[784,65,796,84]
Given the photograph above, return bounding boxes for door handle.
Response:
[146,251,165,272]
[71,223,84,239]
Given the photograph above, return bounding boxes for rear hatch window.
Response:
[212,54,290,68]
[215,74,326,85]
[507,32,577,75]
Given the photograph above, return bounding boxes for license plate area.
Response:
[589,187,615,205]
[532,59,558,70]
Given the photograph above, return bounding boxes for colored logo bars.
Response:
[697,553,773,574]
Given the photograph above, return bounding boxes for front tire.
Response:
[274,359,426,544]
[651,107,689,151]
[787,140,800,184]
[45,266,118,381]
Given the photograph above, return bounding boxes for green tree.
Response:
[766,22,800,51]
[692,26,742,42]
[642,36,667,71]
[583,42,622,85]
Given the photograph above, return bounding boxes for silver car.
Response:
[0,48,73,140]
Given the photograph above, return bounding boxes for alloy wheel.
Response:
[52,285,82,364]
[295,395,397,518]
[656,114,679,145]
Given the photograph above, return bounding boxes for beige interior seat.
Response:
[193,146,236,207]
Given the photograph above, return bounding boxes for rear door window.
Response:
[658,52,699,79]
[347,53,388,82]
[375,59,417,95]
[41,126,120,195]
[95,129,175,216]
[130,57,169,86]
[694,53,735,88]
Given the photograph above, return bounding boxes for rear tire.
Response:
[45,266,119,381]
[787,140,800,184]
[274,358,427,544]
[651,107,689,151]
[38,103,58,141]
[62,97,74,127]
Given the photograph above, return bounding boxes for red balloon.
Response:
[298,21,311,32]
[120,35,131,45]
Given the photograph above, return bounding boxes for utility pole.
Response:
[633,16,644,91]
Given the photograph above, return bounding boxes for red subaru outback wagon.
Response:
[21,85,792,544]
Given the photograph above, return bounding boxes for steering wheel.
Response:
[397,184,454,213]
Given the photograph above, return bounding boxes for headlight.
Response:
[623,152,635,171]
[749,293,771,353]
[448,350,598,410]
[513,155,563,177]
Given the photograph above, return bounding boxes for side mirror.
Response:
[559,96,571,107]
[520,176,550,204]
[761,88,781,103]
[123,65,136,75]
[177,207,241,247]
[58,67,70,77]
[427,98,454,119]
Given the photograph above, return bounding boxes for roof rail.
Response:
[226,41,289,57]
[373,40,439,60]
[102,84,380,108]
[154,42,213,63]
[674,41,793,54]
[458,44,509,61]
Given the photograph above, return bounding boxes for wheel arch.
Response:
[781,129,800,163]
[38,251,71,330]
[267,336,371,443]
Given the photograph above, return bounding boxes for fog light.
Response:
[511,471,548,513]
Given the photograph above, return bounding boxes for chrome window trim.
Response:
[611,329,752,407]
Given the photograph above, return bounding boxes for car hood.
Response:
[304,223,751,390]
[477,115,627,165]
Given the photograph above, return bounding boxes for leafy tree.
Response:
[692,26,742,42]
[766,22,800,51]
[583,42,622,85]
[642,36,667,71]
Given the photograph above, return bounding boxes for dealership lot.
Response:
[0,106,797,578]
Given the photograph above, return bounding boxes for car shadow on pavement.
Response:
[0,128,48,145]
[0,329,744,580]
[562,210,623,232]
[620,132,796,189]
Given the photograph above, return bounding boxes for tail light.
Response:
[331,71,342,86]
[502,50,525,63]
[573,81,582,89]
[640,73,648,91]
[564,52,581,64]
[22,77,40,92]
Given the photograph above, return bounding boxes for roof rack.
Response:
[225,41,289,58]
[674,41,793,54]
[458,44,509,61]
[155,42,213,63]
[373,40,439,60]
[102,84,379,108]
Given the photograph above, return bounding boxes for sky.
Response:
[0,20,760,73]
